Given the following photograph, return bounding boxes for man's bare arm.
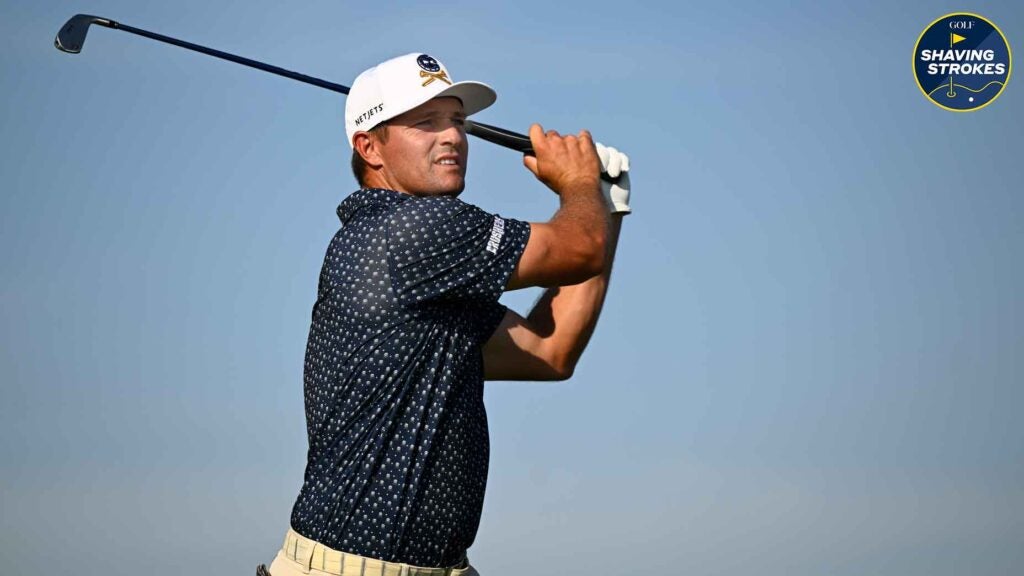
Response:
[482,128,629,381]
[506,124,610,289]
[483,215,623,381]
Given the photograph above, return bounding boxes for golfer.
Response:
[263,52,632,576]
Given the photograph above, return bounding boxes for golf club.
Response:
[54,14,534,153]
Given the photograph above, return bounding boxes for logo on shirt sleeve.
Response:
[485,216,506,255]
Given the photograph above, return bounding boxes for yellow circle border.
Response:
[912,12,1013,112]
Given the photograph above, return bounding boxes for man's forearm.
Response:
[525,214,622,376]
[547,184,612,278]
[552,183,611,242]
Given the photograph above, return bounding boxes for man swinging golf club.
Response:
[264,52,632,576]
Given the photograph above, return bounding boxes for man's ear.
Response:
[353,131,385,169]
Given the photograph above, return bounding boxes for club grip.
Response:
[466,120,533,154]
[466,120,620,183]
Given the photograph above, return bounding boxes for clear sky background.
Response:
[2,1,1022,574]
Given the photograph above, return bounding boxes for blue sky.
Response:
[2,1,1022,574]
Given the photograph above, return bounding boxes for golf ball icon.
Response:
[417,54,441,73]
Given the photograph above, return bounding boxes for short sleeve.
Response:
[387,196,530,306]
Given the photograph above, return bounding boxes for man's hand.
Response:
[522,124,601,198]
[596,143,631,215]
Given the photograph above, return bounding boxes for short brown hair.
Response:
[350,123,390,187]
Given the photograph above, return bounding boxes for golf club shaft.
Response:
[105,19,353,95]
[59,16,534,153]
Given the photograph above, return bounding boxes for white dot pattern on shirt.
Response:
[289,188,530,567]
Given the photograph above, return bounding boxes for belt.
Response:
[281,528,469,576]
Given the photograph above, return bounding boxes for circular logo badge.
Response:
[913,13,1012,111]
[416,54,441,73]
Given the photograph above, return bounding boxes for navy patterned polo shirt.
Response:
[289,187,531,567]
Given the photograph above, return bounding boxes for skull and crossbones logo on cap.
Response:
[416,54,451,87]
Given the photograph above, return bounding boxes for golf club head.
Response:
[55,14,115,54]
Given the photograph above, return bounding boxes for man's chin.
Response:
[402,173,465,197]
[447,182,466,196]
[433,178,466,197]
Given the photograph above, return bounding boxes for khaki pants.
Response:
[266,528,480,576]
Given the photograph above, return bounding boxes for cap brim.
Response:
[435,81,496,117]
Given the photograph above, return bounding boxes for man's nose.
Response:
[439,120,466,147]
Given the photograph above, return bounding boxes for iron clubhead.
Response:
[55,14,115,54]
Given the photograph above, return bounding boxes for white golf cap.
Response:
[344,53,496,147]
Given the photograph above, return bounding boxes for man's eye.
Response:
[453,118,466,127]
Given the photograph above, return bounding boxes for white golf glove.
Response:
[595,143,631,214]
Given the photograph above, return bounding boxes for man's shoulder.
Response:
[337,187,411,225]
[393,193,476,211]
[389,193,487,226]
